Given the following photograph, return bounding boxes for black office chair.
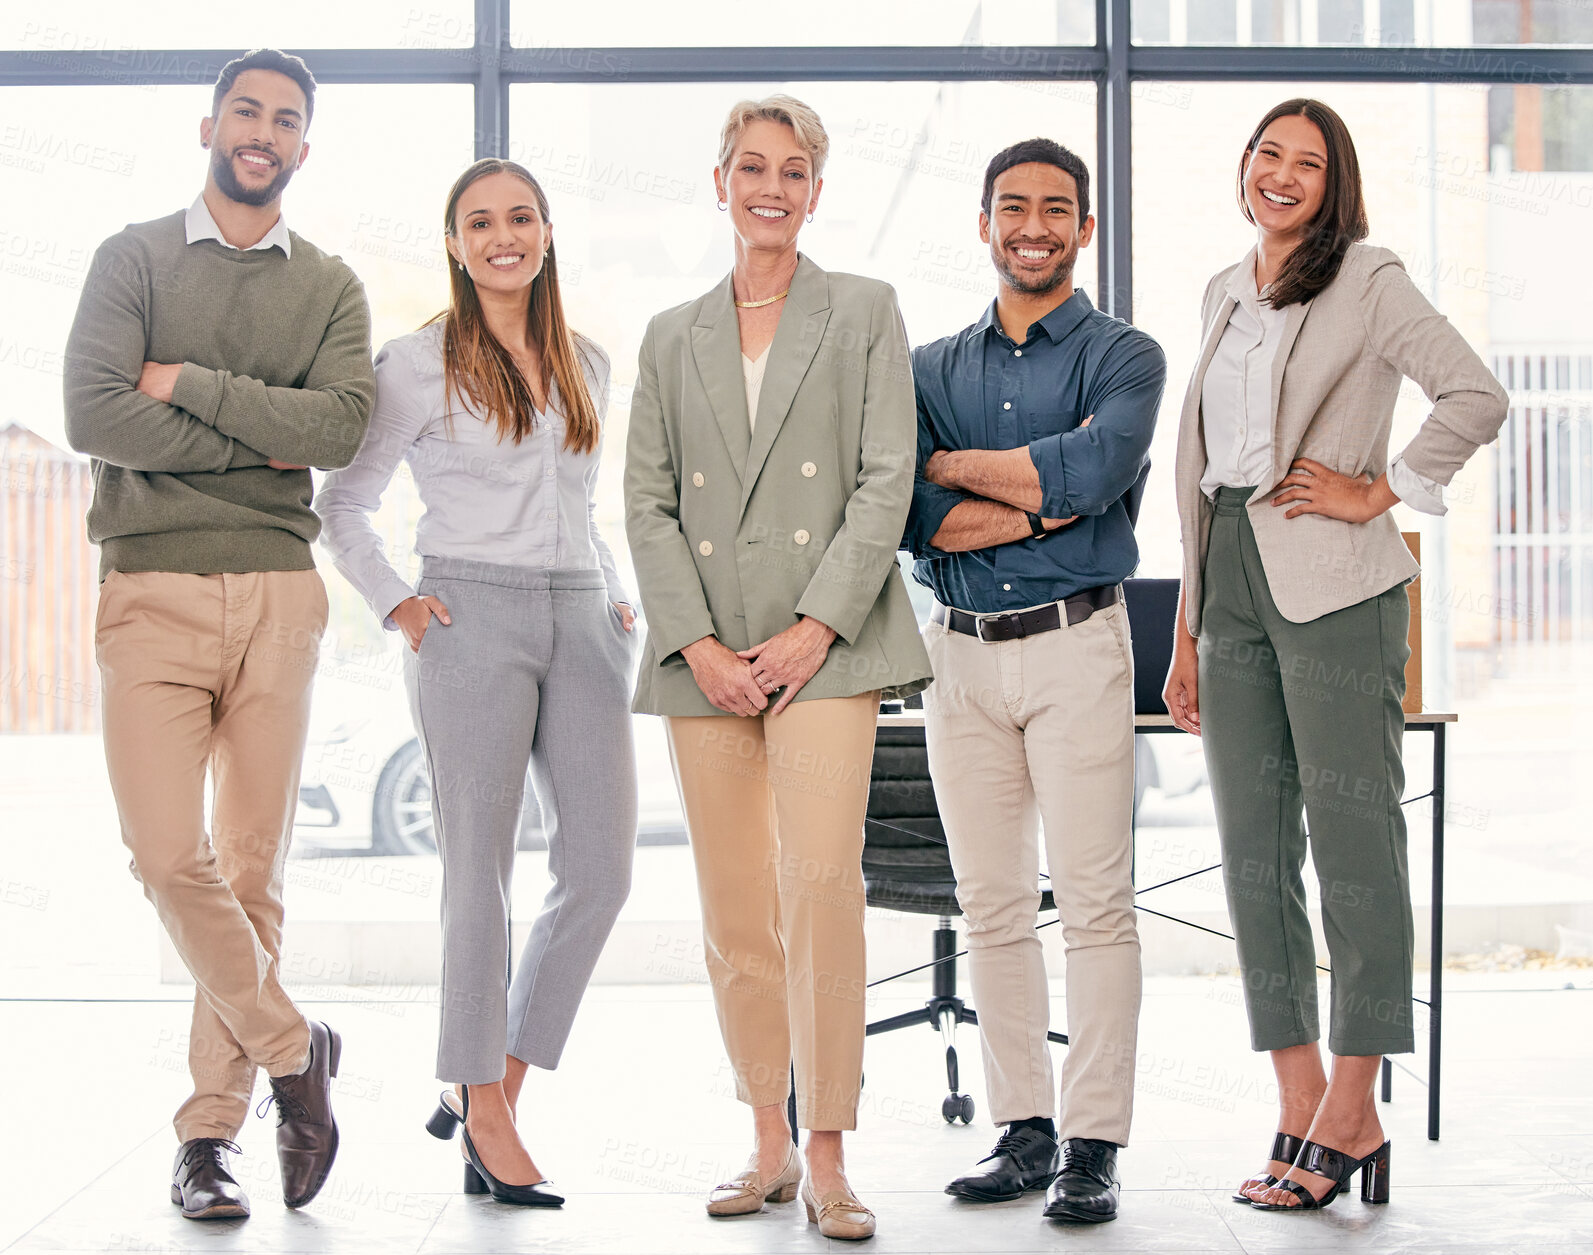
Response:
[861,716,1065,1125]
[1123,576,1179,716]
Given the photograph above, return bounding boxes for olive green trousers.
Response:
[1198,486,1415,1056]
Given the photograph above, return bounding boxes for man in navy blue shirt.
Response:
[904,138,1165,1225]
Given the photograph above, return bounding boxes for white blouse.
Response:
[742,345,770,431]
[316,322,628,627]
[1200,261,1446,514]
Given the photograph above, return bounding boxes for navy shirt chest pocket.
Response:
[1024,406,1081,445]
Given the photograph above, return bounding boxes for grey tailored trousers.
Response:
[405,558,638,1082]
[1198,486,1415,1057]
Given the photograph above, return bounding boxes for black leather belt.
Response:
[931,585,1120,642]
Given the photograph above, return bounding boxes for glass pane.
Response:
[1133,0,1593,45]
[0,83,473,995]
[506,76,1095,581]
[1129,81,1591,965]
[1491,84,1593,171]
[1130,80,1581,582]
[507,77,1093,716]
[0,1,474,49]
[512,0,1091,47]
[510,78,1095,363]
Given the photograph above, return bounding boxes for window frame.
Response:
[2,0,1587,322]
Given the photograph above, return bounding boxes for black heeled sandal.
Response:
[1231,1131,1306,1204]
[425,1084,565,1207]
[1250,1138,1390,1211]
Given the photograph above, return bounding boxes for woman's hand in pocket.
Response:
[393,595,451,653]
[613,602,636,632]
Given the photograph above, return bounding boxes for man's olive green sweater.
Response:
[64,210,375,578]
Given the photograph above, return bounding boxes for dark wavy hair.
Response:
[1238,98,1368,308]
[212,49,317,126]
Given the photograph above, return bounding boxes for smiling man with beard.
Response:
[64,48,373,1221]
[903,138,1165,1226]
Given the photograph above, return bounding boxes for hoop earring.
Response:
[806,212,815,223]
[717,200,727,212]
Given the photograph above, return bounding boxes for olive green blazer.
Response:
[624,255,932,717]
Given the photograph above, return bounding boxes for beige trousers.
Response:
[95,569,324,1141]
[923,600,1141,1145]
[664,692,878,1131]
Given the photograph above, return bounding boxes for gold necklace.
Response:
[734,288,789,309]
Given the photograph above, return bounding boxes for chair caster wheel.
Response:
[942,1093,975,1124]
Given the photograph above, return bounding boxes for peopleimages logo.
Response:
[0,123,136,176]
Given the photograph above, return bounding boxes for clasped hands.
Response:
[135,359,305,471]
[682,617,839,718]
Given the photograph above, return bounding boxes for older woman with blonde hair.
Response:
[625,95,931,1240]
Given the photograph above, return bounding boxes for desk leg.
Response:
[1428,722,1445,1141]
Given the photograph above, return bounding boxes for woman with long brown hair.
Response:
[318,158,638,1206]
[1162,99,1505,1211]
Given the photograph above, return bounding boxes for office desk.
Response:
[877,709,1454,1140]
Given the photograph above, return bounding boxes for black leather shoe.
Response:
[262,1019,342,1209]
[945,1125,1060,1202]
[170,1138,250,1220]
[1043,1138,1120,1223]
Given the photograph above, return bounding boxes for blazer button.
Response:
[801,461,817,478]
[793,529,810,546]
[692,472,704,487]
[699,540,714,556]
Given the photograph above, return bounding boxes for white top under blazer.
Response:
[316,321,627,627]
[1199,261,1445,513]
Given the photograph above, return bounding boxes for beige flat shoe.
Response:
[706,1143,803,1216]
[802,1176,876,1240]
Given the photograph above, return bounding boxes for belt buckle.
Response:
[976,612,1019,642]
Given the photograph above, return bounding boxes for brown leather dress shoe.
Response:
[170,1137,250,1220]
[263,1019,342,1208]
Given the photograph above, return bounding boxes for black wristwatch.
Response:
[1026,511,1049,540]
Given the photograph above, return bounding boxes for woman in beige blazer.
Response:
[1161,99,1506,1213]
[624,95,930,1240]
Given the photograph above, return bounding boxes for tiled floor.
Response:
[4,973,1590,1253]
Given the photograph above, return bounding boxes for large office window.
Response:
[511,2,1092,47]
[1130,82,1502,587]
[0,3,475,50]
[0,84,473,993]
[1133,0,1593,44]
[2,0,1588,999]
[506,78,1095,402]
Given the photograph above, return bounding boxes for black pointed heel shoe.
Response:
[427,1084,564,1207]
[1251,1138,1390,1211]
[1231,1131,1306,1204]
